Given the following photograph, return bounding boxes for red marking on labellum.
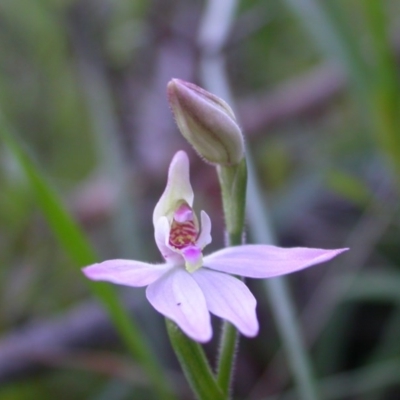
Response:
[169,219,198,249]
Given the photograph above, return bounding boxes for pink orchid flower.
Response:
[83,151,348,343]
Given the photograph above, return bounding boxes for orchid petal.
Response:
[193,269,258,337]
[146,267,212,342]
[154,217,182,265]
[204,245,348,278]
[82,260,171,287]
[152,151,194,226]
[196,210,212,249]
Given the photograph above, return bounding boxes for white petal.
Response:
[203,245,349,278]
[152,151,194,226]
[82,260,171,287]
[196,210,212,249]
[154,217,183,265]
[192,269,258,337]
[146,267,212,342]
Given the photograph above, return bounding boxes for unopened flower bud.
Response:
[167,79,244,165]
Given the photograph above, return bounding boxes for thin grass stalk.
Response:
[0,116,175,400]
[197,2,320,398]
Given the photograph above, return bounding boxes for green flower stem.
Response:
[199,58,320,399]
[216,160,247,396]
[216,319,239,396]
[198,3,318,396]
[217,159,247,242]
[197,1,247,394]
[166,320,225,400]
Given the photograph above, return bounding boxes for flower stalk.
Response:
[166,320,225,400]
[217,158,247,245]
[216,322,239,396]
[216,159,247,396]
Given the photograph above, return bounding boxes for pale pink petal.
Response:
[146,267,212,342]
[82,260,171,287]
[192,269,258,337]
[196,210,212,249]
[203,245,348,278]
[152,151,194,225]
[154,217,183,265]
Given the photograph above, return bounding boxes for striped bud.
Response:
[167,79,244,166]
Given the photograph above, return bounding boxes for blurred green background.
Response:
[1,0,400,399]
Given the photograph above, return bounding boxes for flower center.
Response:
[169,202,199,250]
[168,203,203,273]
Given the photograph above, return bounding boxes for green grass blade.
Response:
[361,0,400,174]
[0,115,175,400]
[282,0,370,95]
